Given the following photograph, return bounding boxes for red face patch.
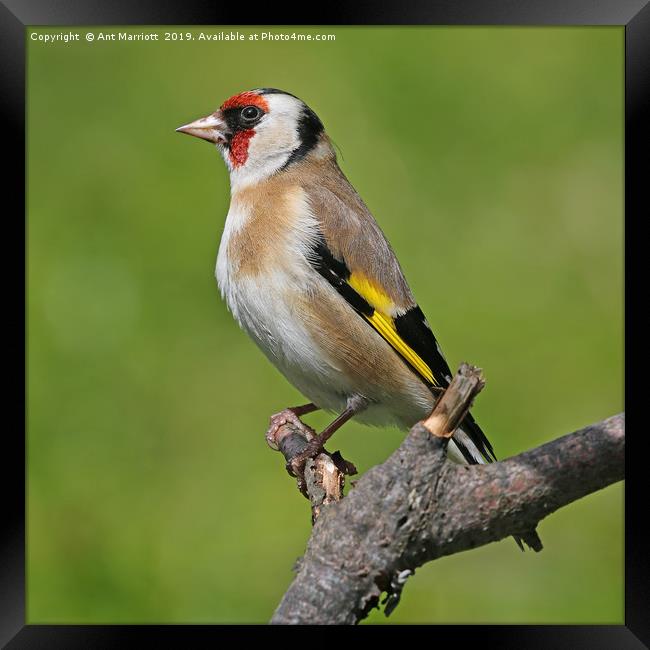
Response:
[229,129,256,167]
[220,91,269,112]
[220,91,269,167]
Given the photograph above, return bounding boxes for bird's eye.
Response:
[241,106,261,121]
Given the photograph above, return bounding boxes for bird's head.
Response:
[177,88,328,188]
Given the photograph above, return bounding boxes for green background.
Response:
[27,26,624,624]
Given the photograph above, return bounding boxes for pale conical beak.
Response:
[176,111,228,144]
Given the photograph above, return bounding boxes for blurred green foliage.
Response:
[27,26,623,624]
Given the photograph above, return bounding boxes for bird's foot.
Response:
[265,404,357,498]
[265,408,317,451]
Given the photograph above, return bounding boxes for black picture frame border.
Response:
[2,0,645,645]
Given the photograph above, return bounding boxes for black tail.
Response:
[513,529,544,552]
[460,411,497,462]
[458,413,543,553]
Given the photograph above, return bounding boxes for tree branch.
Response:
[269,365,625,625]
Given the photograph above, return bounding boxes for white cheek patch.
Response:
[249,120,297,158]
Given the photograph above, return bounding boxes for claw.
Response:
[265,408,316,451]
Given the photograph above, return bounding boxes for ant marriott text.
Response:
[30,31,337,45]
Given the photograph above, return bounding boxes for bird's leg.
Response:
[286,396,368,479]
[265,403,320,451]
[288,403,320,417]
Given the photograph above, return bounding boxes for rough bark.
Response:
[269,365,625,625]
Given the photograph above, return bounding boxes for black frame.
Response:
[3,0,645,645]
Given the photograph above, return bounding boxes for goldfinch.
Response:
[177,88,541,551]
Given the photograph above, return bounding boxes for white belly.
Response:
[218,264,351,413]
[215,201,350,414]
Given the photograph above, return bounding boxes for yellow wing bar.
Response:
[366,311,437,386]
[348,272,438,387]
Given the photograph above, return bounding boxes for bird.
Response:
[177,88,542,551]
